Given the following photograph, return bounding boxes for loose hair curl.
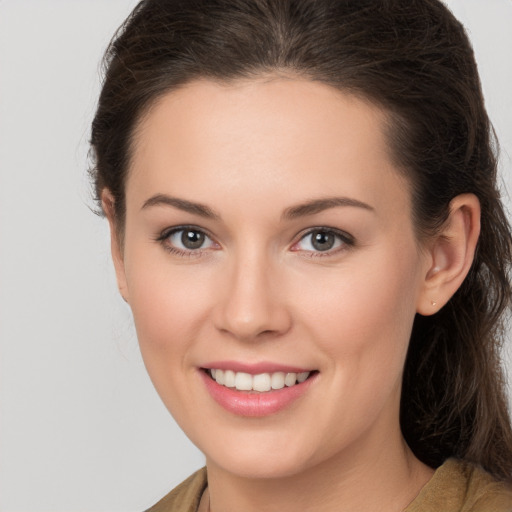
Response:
[90,0,512,480]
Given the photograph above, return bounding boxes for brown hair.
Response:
[90,0,512,480]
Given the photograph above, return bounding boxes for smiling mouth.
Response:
[204,368,317,392]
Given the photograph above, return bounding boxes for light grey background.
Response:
[0,1,511,511]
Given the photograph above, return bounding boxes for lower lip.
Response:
[200,370,317,417]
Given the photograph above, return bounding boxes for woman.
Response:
[90,0,512,510]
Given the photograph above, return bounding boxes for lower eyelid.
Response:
[163,246,206,258]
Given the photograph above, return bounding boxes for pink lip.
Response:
[203,360,311,374]
[199,368,317,417]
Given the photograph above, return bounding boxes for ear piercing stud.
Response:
[431,300,437,306]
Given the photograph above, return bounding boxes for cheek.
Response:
[287,249,422,453]
[124,259,216,420]
[122,243,217,373]
[301,246,421,375]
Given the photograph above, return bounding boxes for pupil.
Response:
[312,231,334,251]
[182,230,205,249]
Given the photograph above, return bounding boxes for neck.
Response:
[205,428,433,512]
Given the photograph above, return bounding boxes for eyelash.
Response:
[291,227,355,258]
[155,226,355,258]
[155,225,218,257]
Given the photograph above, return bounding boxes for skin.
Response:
[104,77,480,512]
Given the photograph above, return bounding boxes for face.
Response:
[112,78,431,479]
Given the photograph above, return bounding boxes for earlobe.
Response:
[417,194,480,316]
[101,189,130,304]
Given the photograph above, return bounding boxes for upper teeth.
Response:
[210,369,310,392]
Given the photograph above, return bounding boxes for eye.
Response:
[292,228,353,255]
[170,229,208,250]
[157,226,218,254]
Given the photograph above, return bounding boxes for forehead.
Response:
[128,77,410,218]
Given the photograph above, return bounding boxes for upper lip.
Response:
[201,361,314,374]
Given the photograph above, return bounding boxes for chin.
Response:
[212,453,312,480]
[200,434,321,480]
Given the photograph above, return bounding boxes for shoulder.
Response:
[144,468,208,512]
[406,458,512,512]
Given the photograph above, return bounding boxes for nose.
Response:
[213,251,292,341]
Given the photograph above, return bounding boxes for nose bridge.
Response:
[215,244,291,340]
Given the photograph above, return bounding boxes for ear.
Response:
[416,193,480,315]
[101,189,130,304]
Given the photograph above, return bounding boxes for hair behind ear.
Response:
[401,190,512,480]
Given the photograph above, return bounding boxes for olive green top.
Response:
[145,459,512,512]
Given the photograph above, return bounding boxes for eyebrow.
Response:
[141,193,373,220]
[141,194,220,219]
[282,197,374,220]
